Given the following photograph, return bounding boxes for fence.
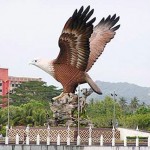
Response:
[2,125,150,146]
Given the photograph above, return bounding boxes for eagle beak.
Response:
[29,61,34,65]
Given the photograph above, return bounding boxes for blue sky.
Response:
[0,0,150,88]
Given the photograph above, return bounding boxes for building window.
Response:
[0,83,2,86]
[16,84,19,87]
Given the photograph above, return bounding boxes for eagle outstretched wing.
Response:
[31,6,120,95]
[54,6,96,71]
[86,14,120,72]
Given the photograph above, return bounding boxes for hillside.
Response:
[89,81,150,104]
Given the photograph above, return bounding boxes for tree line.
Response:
[86,96,150,130]
[0,81,150,135]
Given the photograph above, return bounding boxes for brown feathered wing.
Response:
[86,14,120,72]
[53,6,101,94]
[54,6,96,71]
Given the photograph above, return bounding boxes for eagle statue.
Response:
[31,6,120,98]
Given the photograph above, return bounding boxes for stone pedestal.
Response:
[48,88,93,126]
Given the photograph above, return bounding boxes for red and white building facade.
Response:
[0,68,42,107]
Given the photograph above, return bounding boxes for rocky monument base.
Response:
[48,88,93,127]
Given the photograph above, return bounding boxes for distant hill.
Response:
[88,81,150,104]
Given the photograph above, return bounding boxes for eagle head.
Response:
[30,59,55,78]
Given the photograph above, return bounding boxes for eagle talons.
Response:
[52,92,64,101]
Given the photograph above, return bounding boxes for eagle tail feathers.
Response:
[85,73,102,95]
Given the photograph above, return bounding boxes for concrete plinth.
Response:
[0,145,149,150]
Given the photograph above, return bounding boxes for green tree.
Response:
[86,96,122,127]
[123,113,150,130]
[0,107,8,125]
[0,100,53,127]
[130,97,139,113]
[118,97,127,111]
[136,105,150,114]
[10,81,62,107]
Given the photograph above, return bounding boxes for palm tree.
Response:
[130,97,139,113]
[118,97,127,112]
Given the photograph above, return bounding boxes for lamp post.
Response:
[111,91,117,146]
[7,91,10,128]
[111,91,117,128]
[77,84,80,136]
[5,125,9,144]
[77,84,80,145]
